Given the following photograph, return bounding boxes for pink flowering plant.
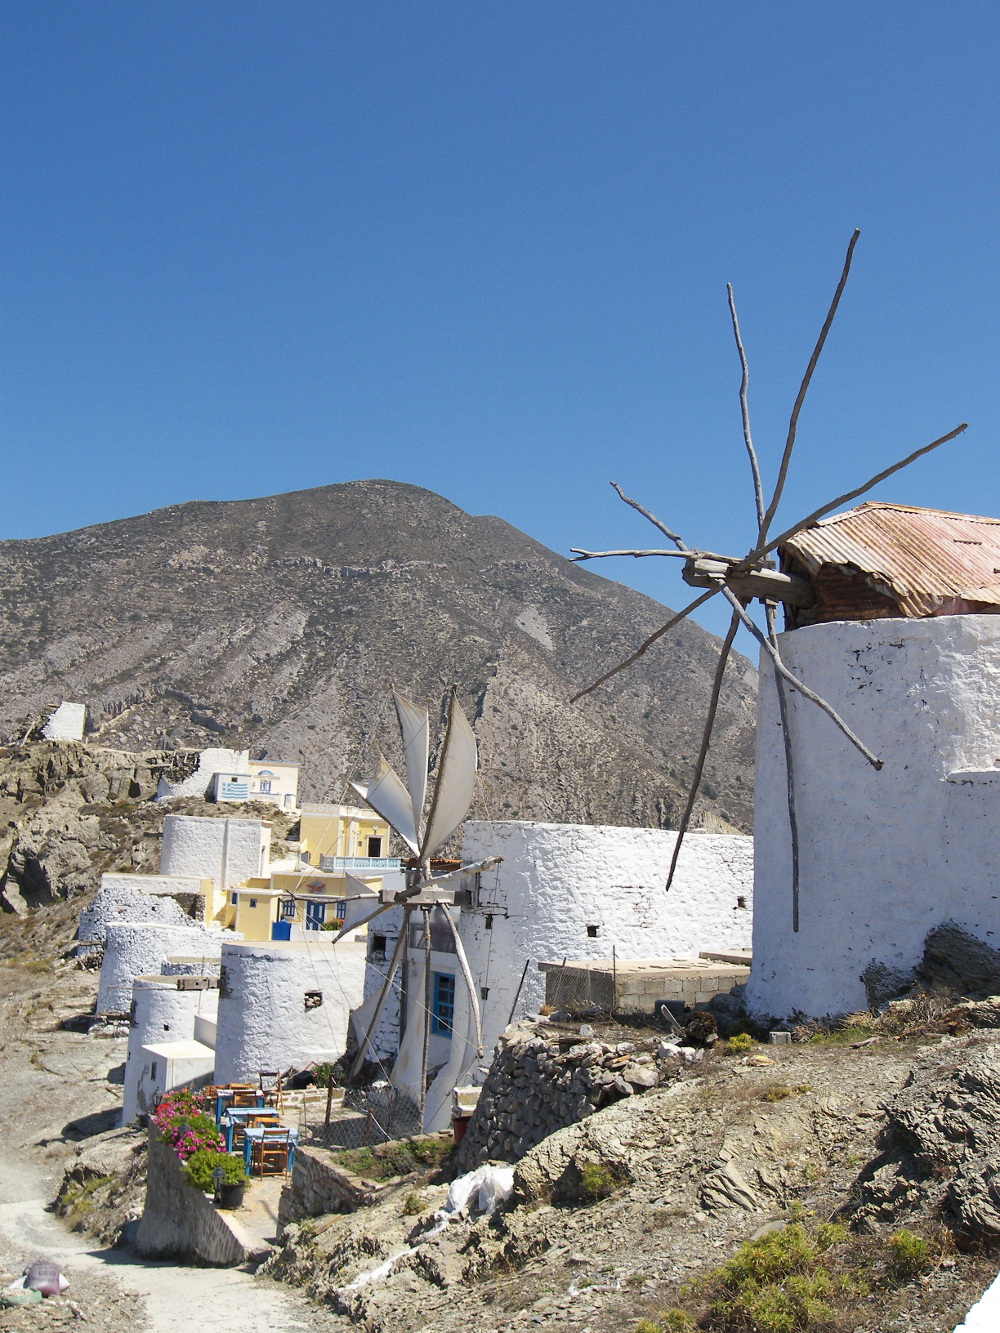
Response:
[153,1090,223,1162]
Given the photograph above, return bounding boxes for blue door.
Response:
[305,901,326,931]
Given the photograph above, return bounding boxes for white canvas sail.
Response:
[393,690,429,841]
[420,692,478,860]
[351,753,419,853]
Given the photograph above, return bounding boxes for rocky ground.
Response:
[3,885,1000,1332]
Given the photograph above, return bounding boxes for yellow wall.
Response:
[298,805,390,862]
[230,888,281,941]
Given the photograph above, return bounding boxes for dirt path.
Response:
[0,961,347,1333]
[0,1151,346,1333]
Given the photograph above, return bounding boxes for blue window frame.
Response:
[281,898,296,920]
[431,972,455,1036]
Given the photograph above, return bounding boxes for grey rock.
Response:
[919,922,1000,998]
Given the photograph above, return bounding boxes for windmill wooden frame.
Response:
[328,687,499,1126]
[570,231,967,930]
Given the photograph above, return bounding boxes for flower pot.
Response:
[217,1181,245,1210]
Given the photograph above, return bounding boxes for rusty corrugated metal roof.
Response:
[781,502,1000,618]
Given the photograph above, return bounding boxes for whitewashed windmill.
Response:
[331,687,500,1127]
[570,231,967,930]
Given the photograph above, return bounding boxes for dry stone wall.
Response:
[455,1020,686,1171]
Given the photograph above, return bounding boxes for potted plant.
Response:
[183,1149,248,1209]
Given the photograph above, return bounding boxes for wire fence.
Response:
[294,1081,421,1150]
[537,952,621,1019]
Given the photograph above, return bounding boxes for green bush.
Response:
[725,1032,754,1054]
[402,1191,423,1215]
[183,1149,246,1192]
[886,1230,932,1282]
[577,1160,628,1203]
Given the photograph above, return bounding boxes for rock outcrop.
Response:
[851,1036,1000,1237]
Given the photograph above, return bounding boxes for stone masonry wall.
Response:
[277,1145,382,1224]
[455,1020,683,1171]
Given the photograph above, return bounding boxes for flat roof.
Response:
[141,1039,215,1060]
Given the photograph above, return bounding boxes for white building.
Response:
[160,813,270,892]
[211,760,299,811]
[42,701,87,741]
[96,922,228,1015]
[155,748,250,801]
[460,820,753,1054]
[352,819,753,1129]
[121,974,219,1122]
[213,939,368,1083]
[747,613,1000,1020]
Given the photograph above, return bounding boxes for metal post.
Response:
[506,958,532,1026]
[612,946,617,1016]
[325,1071,334,1127]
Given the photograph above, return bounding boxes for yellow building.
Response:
[228,871,382,942]
[298,803,392,867]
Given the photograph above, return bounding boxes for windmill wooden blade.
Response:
[393,689,429,843]
[420,689,478,861]
[327,897,395,946]
[570,588,718,702]
[351,752,420,853]
[757,229,860,545]
[349,907,411,1079]
[664,610,741,892]
[444,909,484,1057]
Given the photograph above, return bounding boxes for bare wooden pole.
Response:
[765,602,801,930]
[570,588,718,702]
[610,481,687,550]
[665,609,741,891]
[726,283,765,531]
[757,229,860,544]
[349,908,411,1080]
[738,423,968,573]
[714,579,881,768]
[419,905,432,1129]
[569,547,691,561]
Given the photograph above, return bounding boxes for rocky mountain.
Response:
[0,480,756,831]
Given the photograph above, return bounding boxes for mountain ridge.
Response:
[0,479,756,831]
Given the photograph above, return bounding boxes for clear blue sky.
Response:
[2,2,997,641]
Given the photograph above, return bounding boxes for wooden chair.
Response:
[258,1070,284,1115]
[229,1083,260,1108]
[249,1128,292,1178]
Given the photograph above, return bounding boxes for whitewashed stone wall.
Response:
[77,875,207,956]
[460,821,753,1056]
[747,614,1000,1021]
[159,814,269,888]
[96,922,227,1014]
[213,940,367,1082]
[155,748,249,800]
[121,975,219,1122]
[42,701,86,741]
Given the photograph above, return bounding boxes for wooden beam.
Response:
[682,557,814,608]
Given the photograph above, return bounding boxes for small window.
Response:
[480,986,489,1000]
[249,898,257,909]
[484,915,493,931]
[150,1062,158,1079]
[231,893,238,906]
[259,779,272,794]
[431,972,455,1035]
[304,990,323,1010]
[367,836,382,857]
[371,934,387,957]
[284,794,293,807]
[586,924,599,938]
[281,899,296,920]
[736,896,747,909]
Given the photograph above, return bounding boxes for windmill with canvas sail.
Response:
[569,231,968,930]
[330,687,500,1129]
